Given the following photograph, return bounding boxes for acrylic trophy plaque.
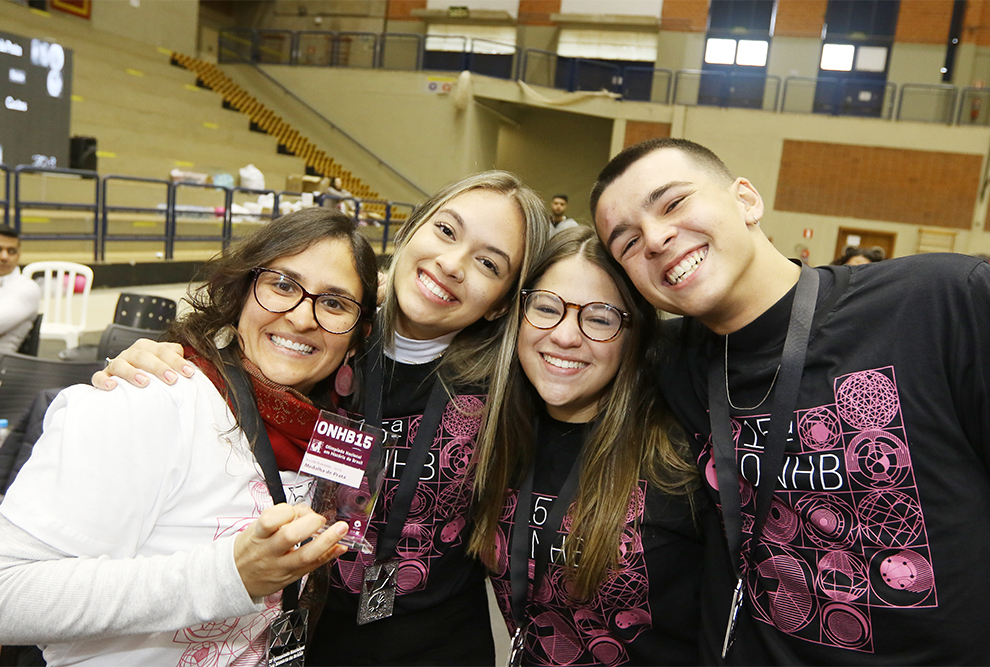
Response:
[296,411,392,554]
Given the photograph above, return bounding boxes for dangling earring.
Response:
[214,324,236,350]
[334,356,354,397]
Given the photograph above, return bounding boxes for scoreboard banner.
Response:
[0,29,72,169]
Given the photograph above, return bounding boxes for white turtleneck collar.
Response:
[386,330,459,364]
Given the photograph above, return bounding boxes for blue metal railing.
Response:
[101,175,172,261]
[1,164,10,227]
[958,87,990,126]
[896,83,958,124]
[14,166,101,259]
[9,167,416,261]
[215,28,979,124]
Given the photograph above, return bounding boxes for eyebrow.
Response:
[605,181,691,252]
[269,267,359,301]
[438,207,514,271]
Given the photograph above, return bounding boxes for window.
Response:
[819,44,888,73]
[425,24,516,54]
[705,38,769,67]
[820,43,855,71]
[556,29,657,62]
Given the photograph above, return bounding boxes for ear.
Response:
[483,300,511,322]
[735,177,764,226]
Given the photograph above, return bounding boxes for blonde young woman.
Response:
[0,208,378,666]
[470,227,705,666]
[93,171,551,665]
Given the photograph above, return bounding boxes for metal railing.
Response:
[215,27,988,125]
[13,166,101,259]
[1,165,10,227]
[7,166,416,261]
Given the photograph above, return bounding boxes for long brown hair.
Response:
[377,171,550,392]
[165,207,378,408]
[469,227,698,600]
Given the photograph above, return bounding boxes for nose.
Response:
[283,296,320,331]
[548,307,583,348]
[436,248,466,281]
[641,219,676,257]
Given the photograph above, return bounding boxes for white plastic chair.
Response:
[22,261,94,350]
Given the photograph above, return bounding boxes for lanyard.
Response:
[707,264,818,656]
[509,417,585,646]
[222,348,298,612]
[361,331,450,563]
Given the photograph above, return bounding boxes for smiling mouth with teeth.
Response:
[270,334,314,355]
[419,270,455,302]
[666,248,708,285]
[541,353,588,370]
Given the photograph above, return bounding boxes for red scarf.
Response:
[186,346,330,471]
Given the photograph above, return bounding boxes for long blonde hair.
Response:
[377,171,550,391]
[469,227,698,600]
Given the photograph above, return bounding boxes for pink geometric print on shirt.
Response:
[735,367,937,653]
[331,395,484,600]
[177,483,276,665]
[491,482,651,666]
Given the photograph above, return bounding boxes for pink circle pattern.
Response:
[836,370,899,430]
[857,490,925,547]
[798,407,842,451]
[821,602,872,649]
[844,430,912,489]
[794,494,858,549]
[816,551,869,602]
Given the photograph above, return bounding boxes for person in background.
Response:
[592,137,990,665]
[550,194,579,236]
[0,225,41,354]
[0,208,378,666]
[470,227,704,665]
[831,245,884,266]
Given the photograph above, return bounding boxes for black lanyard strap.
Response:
[509,417,585,632]
[707,264,820,571]
[362,334,451,563]
[222,347,298,612]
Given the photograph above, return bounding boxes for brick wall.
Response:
[962,0,990,46]
[624,121,672,148]
[775,140,980,229]
[518,0,559,26]
[386,0,426,21]
[661,0,709,32]
[774,0,828,39]
[895,0,954,45]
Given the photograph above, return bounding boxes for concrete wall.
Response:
[261,61,990,261]
[255,66,503,199]
[494,106,613,224]
[90,0,198,55]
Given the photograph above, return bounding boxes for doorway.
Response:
[833,228,896,263]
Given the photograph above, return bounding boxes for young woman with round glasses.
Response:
[469,226,705,665]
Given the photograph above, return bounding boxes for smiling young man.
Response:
[591,138,990,665]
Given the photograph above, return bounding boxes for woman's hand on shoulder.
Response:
[233,503,349,599]
[91,339,195,390]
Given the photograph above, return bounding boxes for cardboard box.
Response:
[286,174,323,194]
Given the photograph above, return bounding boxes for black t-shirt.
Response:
[309,358,494,666]
[488,414,705,666]
[661,255,990,665]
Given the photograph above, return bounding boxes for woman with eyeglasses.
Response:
[0,208,378,666]
[469,226,706,665]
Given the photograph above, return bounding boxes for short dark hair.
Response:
[552,194,568,202]
[0,224,20,241]
[832,246,885,265]
[590,138,734,221]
